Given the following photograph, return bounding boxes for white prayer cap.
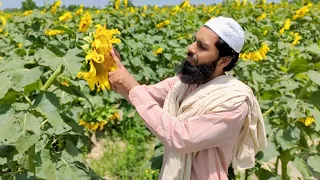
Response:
[204,16,245,53]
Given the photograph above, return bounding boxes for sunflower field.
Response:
[0,0,319,179]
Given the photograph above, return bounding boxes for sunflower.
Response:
[78,12,92,33]
[77,24,121,92]
[59,12,72,22]
[299,117,315,127]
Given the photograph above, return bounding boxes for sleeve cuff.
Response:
[128,85,158,107]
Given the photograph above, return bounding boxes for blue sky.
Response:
[1,0,279,9]
[1,0,219,9]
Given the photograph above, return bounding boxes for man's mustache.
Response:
[187,54,197,65]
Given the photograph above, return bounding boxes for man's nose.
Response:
[187,42,196,56]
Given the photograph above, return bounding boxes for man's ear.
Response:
[218,56,232,69]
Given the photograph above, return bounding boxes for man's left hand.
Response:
[108,49,140,98]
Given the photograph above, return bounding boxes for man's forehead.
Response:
[196,26,219,43]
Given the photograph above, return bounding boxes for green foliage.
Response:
[89,113,156,180]
[21,0,37,11]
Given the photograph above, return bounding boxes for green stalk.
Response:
[263,105,275,117]
[39,119,49,128]
[275,156,279,174]
[28,145,36,176]
[8,152,16,173]
[24,95,32,106]
[41,65,64,91]
[280,150,290,180]
[297,79,312,99]
[244,169,249,180]
[257,61,263,100]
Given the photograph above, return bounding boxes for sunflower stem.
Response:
[28,145,36,176]
[275,156,279,174]
[280,150,290,180]
[297,79,312,99]
[263,105,274,117]
[39,119,49,128]
[41,65,64,91]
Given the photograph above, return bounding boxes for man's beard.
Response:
[176,59,218,85]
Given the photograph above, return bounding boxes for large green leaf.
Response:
[34,92,60,112]
[56,164,79,180]
[57,48,83,77]
[283,125,301,141]
[307,156,320,173]
[251,27,263,40]
[16,132,39,154]
[309,108,320,131]
[65,140,82,162]
[33,92,71,134]
[1,170,37,180]
[36,48,82,78]
[24,79,42,95]
[307,70,320,86]
[315,62,320,70]
[252,70,266,83]
[0,58,25,73]
[142,66,156,79]
[255,168,281,180]
[0,91,18,114]
[0,114,14,142]
[56,151,84,180]
[260,140,279,162]
[36,150,57,180]
[12,66,43,91]
[34,48,57,63]
[131,57,143,67]
[24,113,42,136]
[292,157,311,179]
[0,112,24,145]
[288,108,304,119]
[275,128,298,150]
[306,44,320,55]
[309,91,320,109]
[0,72,13,99]
[289,58,310,74]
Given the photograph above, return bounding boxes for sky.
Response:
[0,0,279,9]
[1,0,219,9]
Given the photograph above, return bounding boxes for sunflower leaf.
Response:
[307,156,320,173]
[36,48,82,78]
[307,70,320,86]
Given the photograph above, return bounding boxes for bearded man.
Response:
[108,16,267,180]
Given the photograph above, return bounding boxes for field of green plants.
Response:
[0,0,319,179]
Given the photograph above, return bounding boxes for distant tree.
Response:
[4,8,20,13]
[67,5,77,11]
[21,0,37,10]
[127,0,134,7]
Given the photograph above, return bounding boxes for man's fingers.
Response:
[112,47,121,60]
[111,49,124,69]
[108,69,120,77]
[109,73,123,85]
[109,73,123,93]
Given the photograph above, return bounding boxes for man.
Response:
[109,16,267,180]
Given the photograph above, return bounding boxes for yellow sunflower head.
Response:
[77,24,121,92]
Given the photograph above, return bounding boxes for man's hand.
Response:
[108,48,140,99]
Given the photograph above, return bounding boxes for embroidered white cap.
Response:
[204,16,245,53]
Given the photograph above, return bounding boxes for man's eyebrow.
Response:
[194,33,212,47]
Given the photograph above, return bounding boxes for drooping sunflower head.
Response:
[77,24,121,92]
[93,25,121,56]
